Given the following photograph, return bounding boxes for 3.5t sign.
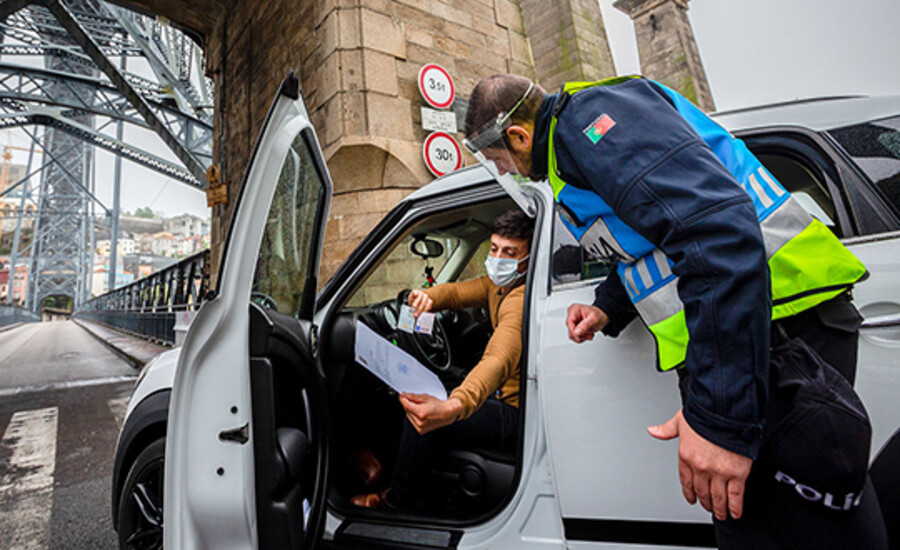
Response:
[418,63,454,109]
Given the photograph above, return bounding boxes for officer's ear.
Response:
[505,125,533,154]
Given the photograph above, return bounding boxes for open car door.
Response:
[165,72,332,549]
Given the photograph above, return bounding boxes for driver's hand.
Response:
[408,289,433,318]
[566,303,609,343]
[399,393,462,435]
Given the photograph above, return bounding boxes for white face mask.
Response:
[485,254,529,287]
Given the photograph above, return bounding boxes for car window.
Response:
[457,240,490,281]
[344,233,461,308]
[548,147,847,281]
[252,132,327,314]
[551,210,614,288]
[828,116,900,217]
[756,153,841,235]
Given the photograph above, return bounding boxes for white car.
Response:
[111,74,900,549]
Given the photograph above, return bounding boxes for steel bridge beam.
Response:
[0,0,32,23]
[0,63,212,165]
[43,0,207,185]
[3,0,215,310]
[108,7,208,117]
[0,110,197,185]
[6,3,139,51]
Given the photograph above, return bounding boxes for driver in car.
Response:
[352,208,533,509]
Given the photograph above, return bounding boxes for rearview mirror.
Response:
[410,235,444,259]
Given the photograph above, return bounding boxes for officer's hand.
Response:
[566,303,608,343]
[648,409,752,521]
[408,289,433,318]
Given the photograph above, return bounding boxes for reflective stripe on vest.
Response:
[549,77,868,371]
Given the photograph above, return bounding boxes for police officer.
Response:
[463,74,887,549]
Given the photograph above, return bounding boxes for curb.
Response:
[73,319,170,369]
[0,322,25,334]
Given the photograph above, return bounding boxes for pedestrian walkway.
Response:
[73,319,170,367]
[0,407,58,550]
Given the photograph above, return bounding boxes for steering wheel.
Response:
[251,291,278,311]
[394,290,452,372]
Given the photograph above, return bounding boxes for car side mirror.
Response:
[410,235,444,259]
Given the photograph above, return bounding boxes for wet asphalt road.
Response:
[0,321,138,550]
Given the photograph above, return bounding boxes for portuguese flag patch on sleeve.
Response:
[583,114,616,144]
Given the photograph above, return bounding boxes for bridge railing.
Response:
[75,249,211,345]
[0,305,41,328]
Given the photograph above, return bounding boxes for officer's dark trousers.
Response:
[714,294,889,550]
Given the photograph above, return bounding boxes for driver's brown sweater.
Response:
[423,276,523,420]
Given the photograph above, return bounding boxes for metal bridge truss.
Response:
[0,0,213,310]
[1,0,213,112]
[0,63,211,185]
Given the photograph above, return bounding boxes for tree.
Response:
[133,207,156,219]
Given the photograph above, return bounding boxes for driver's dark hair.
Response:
[492,209,534,244]
[465,74,546,137]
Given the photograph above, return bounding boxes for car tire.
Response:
[117,438,165,550]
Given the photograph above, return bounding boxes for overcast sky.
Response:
[599,0,900,110]
[5,0,899,221]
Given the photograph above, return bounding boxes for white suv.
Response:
[111,74,900,549]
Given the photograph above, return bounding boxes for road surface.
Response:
[0,321,138,550]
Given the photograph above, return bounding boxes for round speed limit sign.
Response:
[418,63,454,109]
[423,131,461,177]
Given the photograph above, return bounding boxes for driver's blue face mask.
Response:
[485,254,529,288]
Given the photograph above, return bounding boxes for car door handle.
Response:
[861,313,900,329]
[219,422,250,444]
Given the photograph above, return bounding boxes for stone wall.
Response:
[614,0,714,111]
[122,0,707,287]
[521,0,616,92]
[200,0,536,285]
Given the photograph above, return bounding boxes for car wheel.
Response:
[117,438,165,550]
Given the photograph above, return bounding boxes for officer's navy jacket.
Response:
[531,78,770,458]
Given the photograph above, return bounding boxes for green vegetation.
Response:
[42,295,73,311]
[678,77,698,106]
[133,206,156,218]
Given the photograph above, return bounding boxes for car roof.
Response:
[412,95,900,200]
[712,94,900,132]
[405,163,494,201]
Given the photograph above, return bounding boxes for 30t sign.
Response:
[423,131,461,177]
[418,63,454,109]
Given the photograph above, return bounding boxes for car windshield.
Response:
[341,204,510,308]
[828,115,900,215]
[343,233,466,308]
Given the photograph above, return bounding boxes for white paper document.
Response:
[354,322,448,400]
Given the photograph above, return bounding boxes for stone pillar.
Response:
[614,0,714,111]
[200,0,538,285]
[520,0,616,92]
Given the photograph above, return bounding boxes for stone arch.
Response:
[39,293,74,320]
[319,139,429,283]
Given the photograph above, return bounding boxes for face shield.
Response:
[463,82,537,216]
